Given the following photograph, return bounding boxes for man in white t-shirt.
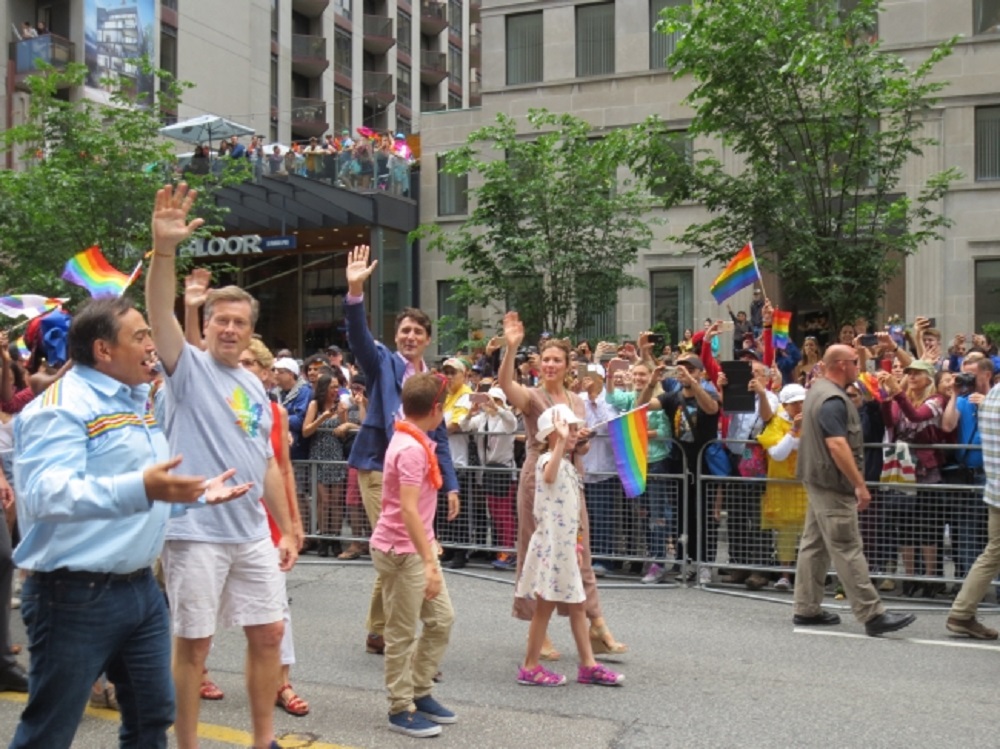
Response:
[146,183,298,749]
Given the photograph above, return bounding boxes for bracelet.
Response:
[575,543,584,553]
[153,252,175,259]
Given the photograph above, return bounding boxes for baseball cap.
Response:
[273,357,300,377]
[326,345,342,355]
[676,355,705,371]
[779,384,807,405]
[738,349,762,362]
[487,387,508,405]
[442,357,466,373]
[536,404,584,443]
[903,360,936,376]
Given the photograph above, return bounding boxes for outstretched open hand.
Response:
[152,183,204,252]
[203,468,254,505]
[346,244,378,293]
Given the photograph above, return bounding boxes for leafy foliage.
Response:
[0,62,246,307]
[642,0,959,327]
[417,110,653,343]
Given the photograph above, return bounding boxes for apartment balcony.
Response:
[419,50,447,85]
[421,100,446,113]
[292,0,330,18]
[420,0,448,36]
[363,71,395,108]
[9,34,75,91]
[292,34,329,77]
[363,14,395,55]
[291,97,329,138]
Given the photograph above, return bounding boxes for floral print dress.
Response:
[514,453,585,604]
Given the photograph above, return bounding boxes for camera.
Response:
[648,333,665,346]
[954,372,976,394]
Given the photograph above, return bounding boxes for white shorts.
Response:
[163,538,286,639]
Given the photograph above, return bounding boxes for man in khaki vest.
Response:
[792,344,915,637]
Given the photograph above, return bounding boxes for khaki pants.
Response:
[371,550,454,715]
[359,469,385,635]
[793,483,883,624]
[951,506,1000,620]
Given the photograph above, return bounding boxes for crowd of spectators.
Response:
[180,129,415,197]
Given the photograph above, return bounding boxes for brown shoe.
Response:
[366,633,385,654]
[745,573,768,591]
[946,616,999,640]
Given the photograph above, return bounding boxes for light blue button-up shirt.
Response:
[13,365,172,573]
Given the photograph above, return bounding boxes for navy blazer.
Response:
[344,299,459,494]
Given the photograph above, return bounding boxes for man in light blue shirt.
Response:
[579,364,620,574]
[10,297,250,749]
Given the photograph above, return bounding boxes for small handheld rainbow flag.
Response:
[0,295,65,320]
[62,246,143,299]
[709,243,761,304]
[607,406,650,498]
[772,310,792,349]
[858,371,882,402]
[14,337,31,361]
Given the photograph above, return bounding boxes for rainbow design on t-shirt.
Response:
[227,386,263,438]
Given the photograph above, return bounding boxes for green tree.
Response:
[417,109,653,342]
[641,0,959,327]
[0,62,245,304]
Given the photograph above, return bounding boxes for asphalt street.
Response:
[1,559,997,748]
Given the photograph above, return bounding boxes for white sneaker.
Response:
[10,597,20,610]
[698,567,712,585]
[774,576,791,591]
[642,563,665,585]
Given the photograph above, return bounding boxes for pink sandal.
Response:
[578,663,624,686]
[516,664,566,687]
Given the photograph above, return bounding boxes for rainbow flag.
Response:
[607,406,650,498]
[709,243,760,304]
[772,310,792,349]
[14,337,31,361]
[62,246,143,299]
[0,295,64,320]
[858,371,882,402]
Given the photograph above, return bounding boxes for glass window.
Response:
[650,269,694,345]
[976,106,1000,181]
[649,130,693,199]
[976,0,1000,33]
[449,43,462,85]
[396,115,411,135]
[437,154,468,216]
[397,62,411,108]
[334,0,351,21]
[449,0,463,37]
[576,2,615,77]
[335,28,352,77]
[398,10,412,54]
[506,12,542,85]
[271,0,279,43]
[159,24,177,79]
[270,53,278,109]
[649,0,687,70]
[976,259,1000,329]
[448,91,462,110]
[437,280,468,355]
[334,85,351,134]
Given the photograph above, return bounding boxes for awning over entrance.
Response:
[215,174,418,234]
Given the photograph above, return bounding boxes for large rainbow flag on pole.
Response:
[607,406,650,498]
[62,246,143,299]
[0,295,64,320]
[709,243,761,304]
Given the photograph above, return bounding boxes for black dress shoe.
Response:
[793,610,842,627]
[447,551,467,570]
[865,611,916,637]
[0,664,29,693]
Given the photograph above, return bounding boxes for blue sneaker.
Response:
[413,694,457,724]
[492,553,516,571]
[592,562,608,578]
[388,710,442,738]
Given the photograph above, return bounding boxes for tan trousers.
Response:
[371,550,454,715]
[359,469,386,635]
[951,506,1000,620]
[793,483,883,624]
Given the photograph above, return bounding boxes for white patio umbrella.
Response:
[159,114,255,148]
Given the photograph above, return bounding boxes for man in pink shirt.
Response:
[370,373,456,739]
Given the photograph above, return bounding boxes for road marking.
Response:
[0,693,356,748]
[794,627,1000,651]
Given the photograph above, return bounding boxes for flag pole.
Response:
[588,403,649,432]
[748,241,767,301]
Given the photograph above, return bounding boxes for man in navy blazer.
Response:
[344,245,460,656]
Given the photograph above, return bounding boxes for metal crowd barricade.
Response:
[292,434,691,584]
[695,439,998,608]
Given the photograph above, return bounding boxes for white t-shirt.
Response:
[162,344,274,543]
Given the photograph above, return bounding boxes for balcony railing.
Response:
[291,96,329,138]
[292,34,329,76]
[363,71,395,106]
[363,14,395,54]
[9,34,75,80]
[421,100,447,113]
[420,49,447,84]
[420,0,448,35]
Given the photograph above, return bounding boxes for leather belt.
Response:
[26,567,152,584]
